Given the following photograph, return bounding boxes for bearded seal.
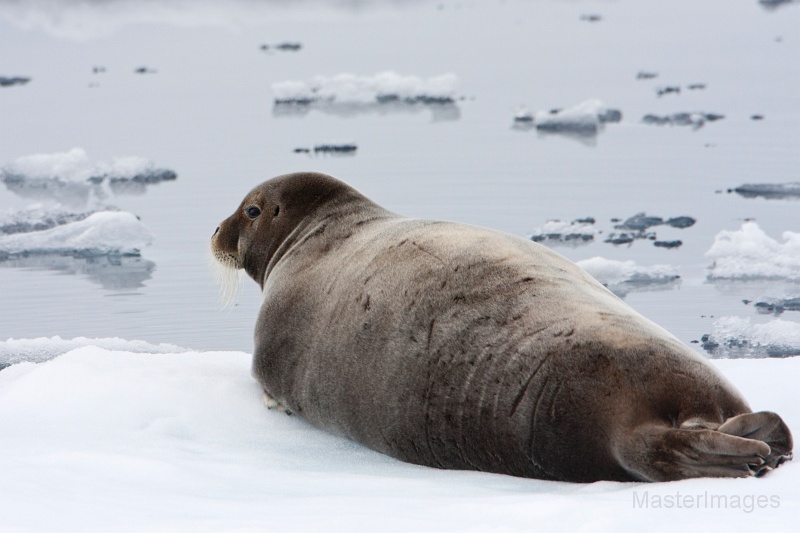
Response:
[211,172,793,482]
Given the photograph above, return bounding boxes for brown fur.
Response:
[212,172,793,482]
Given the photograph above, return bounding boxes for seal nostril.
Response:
[213,227,219,238]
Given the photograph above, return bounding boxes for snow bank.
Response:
[0,336,188,369]
[577,256,680,297]
[0,346,797,532]
[0,210,152,258]
[529,218,597,246]
[702,316,800,358]
[706,222,800,279]
[516,99,622,136]
[272,71,457,105]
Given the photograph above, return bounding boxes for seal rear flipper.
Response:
[615,424,772,481]
[718,411,793,471]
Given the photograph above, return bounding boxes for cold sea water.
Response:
[1,0,798,357]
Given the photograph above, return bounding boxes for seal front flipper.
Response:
[615,425,774,481]
[262,390,292,415]
[718,411,793,471]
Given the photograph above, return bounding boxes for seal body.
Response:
[212,172,792,482]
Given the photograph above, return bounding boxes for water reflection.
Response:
[0,252,155,290]
[273,100,461,122]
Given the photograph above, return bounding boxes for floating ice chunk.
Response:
[731,183,800,200]
[0,211,152,258]
[701,316,800,358]
[577,256,680,297]
[0,336,190,369]
[533,99,622,136]
[750,296,800,316]
[529,219,597,246]
[0,76,30,87]
[706,222,800,279]
[641,112,724,129]
[1,148,177,204]
[272,71,458,105]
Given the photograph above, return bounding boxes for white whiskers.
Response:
[209,250,244,310]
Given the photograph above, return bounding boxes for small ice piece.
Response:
[686,83,706,90]
[0,336,189,369]
[641,112,724,129]
[636,71,658,80]
[706,221,800,279]
[314,143,357,154]
[732,183,800,200]
[0,76,31,87]
[665,216,696,228]
[577,256,680,297]
[0,211,153,258]
[532,99,622,136]
[617,213,663,231]
[656,86,680,97]
[134,66,157,74]
[702,316,800,358]
[579,14,602,22]
[529,218,597,246]
[513,108,534,123]
[654,240,682,249]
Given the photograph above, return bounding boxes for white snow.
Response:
[578,256,680,286]
[0,210,153,256]
[704,317,800,358]
[532,99,621,135]
[0,344,797,532]
[706,222,800,279]
[272,71,458,104]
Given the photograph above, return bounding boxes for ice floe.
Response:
[272,71,460,120]
[514,99,622,139]
[2,345,796,532]
[730,182,800,200]
[702,316,800,358]
[0,211,153,259]
[706,222,800,280]
[1,148,177,205]
[0,336,189,369]
[529,218,597,246]
[577,256,680,297]
[642,112,724,129]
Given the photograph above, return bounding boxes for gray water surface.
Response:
[1,0,798,353]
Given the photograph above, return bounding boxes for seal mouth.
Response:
[210,249,244,308]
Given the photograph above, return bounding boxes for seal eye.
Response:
[245,206,261,220]
[273,205,280,217]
